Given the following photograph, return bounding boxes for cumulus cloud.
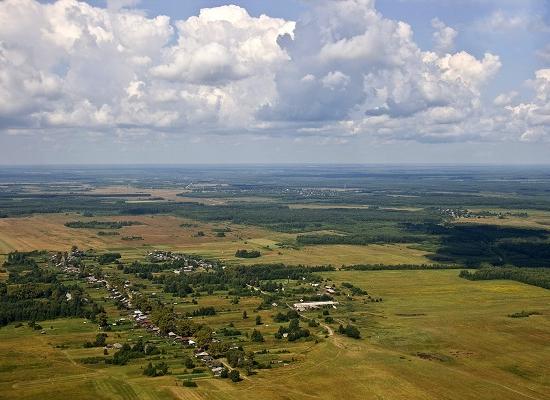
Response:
[257,0,502,142]
[150,5,293,84]
[0,0,546,144]
[431,18,457,54]
[518,70,550,141]
[0,0,293,133]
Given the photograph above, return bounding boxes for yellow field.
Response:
[186,242,431,265]
[457,209,550,231]
[0,213,432,266]
[0,213,285,251]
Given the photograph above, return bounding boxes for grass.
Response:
[184,242,431,266]
[0,213,432,266]
[2,270,550,400]
[456,209,550,231]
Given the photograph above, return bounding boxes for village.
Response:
[50,247,233,377]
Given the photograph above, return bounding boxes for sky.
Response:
[0,0,549,164]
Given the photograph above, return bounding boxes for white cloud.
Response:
[0,0,293,133]
[499,69,550,142]
[431,18,457,54]
[150,5,293,84]
[0,0,545,145]
[494,91,518,106]
[258,0,501,143]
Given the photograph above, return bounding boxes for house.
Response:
[293,301,339,312]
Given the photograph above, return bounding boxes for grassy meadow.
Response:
[2,166,550,400]
[1,270,549,400]
[0,213,432,266]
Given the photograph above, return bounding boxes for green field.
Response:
[1,270,549,400]
[2,165,550,399]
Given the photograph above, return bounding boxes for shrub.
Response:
[250,329,264,342]
[228,369,241,382]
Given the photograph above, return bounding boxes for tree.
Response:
[228,369,240,382]
[250,329,264,342]
[183,356,195,369]
[144,362,155,376]
[338,324,361,339]
[255,315,262,325]
[242,310,248,319]
[98,312,109,329]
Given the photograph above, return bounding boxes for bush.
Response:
[337,324,361,339]
[143,361,169,377]
[235,249,261,258]
[250,329,264,342]
[183,356,195,369]
[182,380,197,387]
[97,253,121,265]
[228,369,241,382]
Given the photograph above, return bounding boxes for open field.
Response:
[2,165,550,399]
[0,213,432,266]
[185,242,431,266]
[0,213,288,252]
[457,209,550,231]
[1,270,549,400]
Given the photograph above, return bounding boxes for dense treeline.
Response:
[459,268,550,289]
[65,220,143,229]
[173,203,440,233]
[343,264,457,271]
[405,223,550,267]
[297,233,428,245]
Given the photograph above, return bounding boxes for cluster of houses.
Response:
[51,248,83,274]
[437,207,471,219]
[57,247,230,378]
[147,250,214,274]
[195,351,226,377]
[104,280,134,308]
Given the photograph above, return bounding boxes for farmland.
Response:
[1,269,549,400]
[1,165,550,400]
